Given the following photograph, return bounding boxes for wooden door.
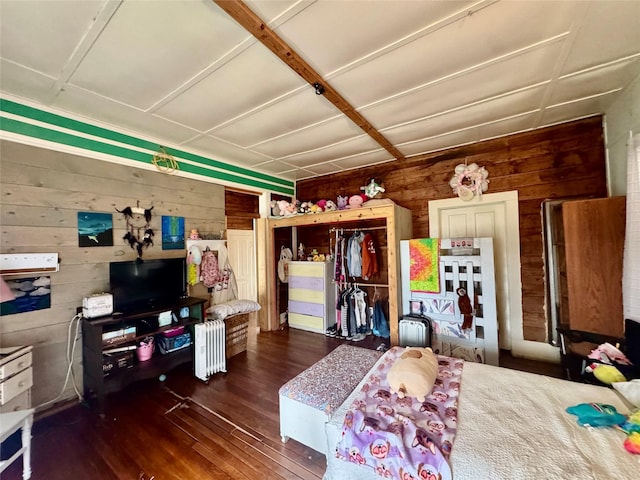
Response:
[227,229,257,302]
[563,196,625,337]
[429,192,518,350]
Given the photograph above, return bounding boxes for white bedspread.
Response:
[325,361,640,480]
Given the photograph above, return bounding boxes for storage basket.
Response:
[136,337,154,362]
[225,313,249,358]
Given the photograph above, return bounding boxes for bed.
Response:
[323,346,639,480]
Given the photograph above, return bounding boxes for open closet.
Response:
[259,201,412,345]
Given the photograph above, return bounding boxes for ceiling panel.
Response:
[0,60,56,103]
[398,128,478,157]
[250,115,366,158]
[548,58,640,106]
[1,0,639,184]
[276,136,384,168]
[155,42,307,131]
[325,151,395,172]
[0,0,105,76]
[212,89,340,146]
[183,134,273,167]
[270,0,475,75]
[541,92,621,127]
[384,86,545,145]
[363,43,561,131]
[560,1,640,74]
[473,112,539,144]
[69,1,249,109]
[54,84,200,145]
[327,0,578,107]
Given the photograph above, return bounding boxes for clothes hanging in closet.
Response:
[361,232,379,280]
[347,231,365,278]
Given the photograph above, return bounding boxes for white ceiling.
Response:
[1,0,639,182]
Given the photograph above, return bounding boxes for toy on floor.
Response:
[566,403,640,454]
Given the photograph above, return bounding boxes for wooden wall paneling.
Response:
[562,196,626,337]
[225,189,259,231]
[0,140,226,411]
[296,117,608,342]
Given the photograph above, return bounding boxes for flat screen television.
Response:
[109,257,187,314]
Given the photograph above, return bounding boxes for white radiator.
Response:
[194,320,226,381]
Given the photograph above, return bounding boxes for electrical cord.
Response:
[35,312,84,410]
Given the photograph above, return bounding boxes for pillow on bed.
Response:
[612,379,640,407]
[387,347,438,402]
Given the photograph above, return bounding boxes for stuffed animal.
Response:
[585,362,627,384]
[189,229,200,240]
[270,200,281,217]
[623,410,640,454]
[298,201,312,214]
[187,245,202,286]
[324,200,337,212]
[277,200,290,217]
[286,200,299,216]
[387,347,438,402]
[347,194,367,209]
[309,203,323,214]
[361,178,385,198]
[316,199,327,211]
[337,195,349,210]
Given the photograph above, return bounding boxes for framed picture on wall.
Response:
[162,216,185,250]
[78,212,114,247]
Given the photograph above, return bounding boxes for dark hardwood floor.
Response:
[2,327,563,480]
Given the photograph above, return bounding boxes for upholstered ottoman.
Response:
[278,344,382,455]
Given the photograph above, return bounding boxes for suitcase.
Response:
[399,314,433,347]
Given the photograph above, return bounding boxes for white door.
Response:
[227,229,257,301]
[429,191,558,361]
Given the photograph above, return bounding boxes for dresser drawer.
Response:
[289,288,324,304]
[288,312,324,333]
[289,300,324,317]
[0,351,32,381]
[288,262,325,278]
[0,367,33,405]
[0,389,31,412]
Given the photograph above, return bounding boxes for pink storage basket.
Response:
[136,337,154,361]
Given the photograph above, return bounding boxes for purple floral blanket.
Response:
[335,346,464,480]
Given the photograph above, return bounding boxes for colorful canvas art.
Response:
[162,216,185,250]
[78,212,113,247]
[409,238,441,293]
[0,276,51,316]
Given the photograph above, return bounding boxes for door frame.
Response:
[429,191,559,362]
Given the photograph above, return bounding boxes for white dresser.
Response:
[0,345,33,413]
[0,345,34,479]
[287,261,335,334]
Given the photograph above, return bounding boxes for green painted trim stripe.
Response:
[0,98,293,189]
[0,117,295,195]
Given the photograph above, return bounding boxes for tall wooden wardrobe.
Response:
[259,201,413,345]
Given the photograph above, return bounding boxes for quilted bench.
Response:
[278,344,383,455]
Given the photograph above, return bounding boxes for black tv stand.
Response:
[81,296,206,415]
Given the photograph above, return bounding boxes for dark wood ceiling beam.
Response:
[213,0,406,162]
